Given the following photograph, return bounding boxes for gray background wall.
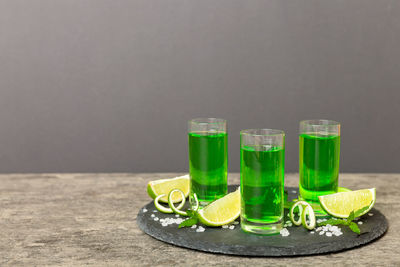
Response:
[0,0,399,173]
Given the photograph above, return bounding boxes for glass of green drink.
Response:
[188,118,228,208]
[240,129,285,235]
[299,120,340,215]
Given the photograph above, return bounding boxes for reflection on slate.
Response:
[137,186,388,256]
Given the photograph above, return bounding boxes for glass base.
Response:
[297,196,329,217]
[240,217,283,235]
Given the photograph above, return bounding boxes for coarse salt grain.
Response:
[196,226,205,232]
[310,231,315,234]
[154,217,159,221]
[151,214,155,218]
[222,225,228,229]
[280,228,290,237]
[368,213,373,216]
[358,221,363,225]
[191,225,197,229]
[229,225,235,230]
[326,232,332,237]
[142,208,148,213]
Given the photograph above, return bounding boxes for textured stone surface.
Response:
[138,186,387,256]
[0,173,398,266]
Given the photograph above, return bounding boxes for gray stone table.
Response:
[0,173,398,266]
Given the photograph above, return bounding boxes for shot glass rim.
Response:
[240,128,285,137]
[189,118,226,125]
[300,119,340,126]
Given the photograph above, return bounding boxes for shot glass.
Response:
[188,118,228,208]
[240,129,285,235]
[299,120,340,215]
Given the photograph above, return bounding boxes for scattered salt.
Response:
[161,223,168,227]
[142,208,148,213]
[326,232,332,237]
[310,231,315,234]
[358,221,363,225]
[196,226,205,232]
[154,217,159,221]
[229,225,235,230]
[191,225,197,229]
[151,214,155,218]
[280,228,290,237]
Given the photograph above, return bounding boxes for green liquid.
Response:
[299,133,340,202]
[189,132,227,202]
[240,145,284,224]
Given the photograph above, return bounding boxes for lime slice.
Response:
[290,201,306,226]
[301,205,316,230]
[155,191,186,214]
[319,188,376,218]
[168,189,188,216]
[197,188,240,227]
[147,175,189,203]
[154,194,173,213]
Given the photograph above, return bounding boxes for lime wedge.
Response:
[319,188,376,218]
[197,188,240,227]
[147,175,189,203]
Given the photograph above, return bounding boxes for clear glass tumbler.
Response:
[299,120,340,215]
[188,118,228,208]
[240,129,285,235]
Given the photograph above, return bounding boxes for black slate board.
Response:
[137,186,388,256]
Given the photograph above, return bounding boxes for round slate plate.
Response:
[137,186,388,256]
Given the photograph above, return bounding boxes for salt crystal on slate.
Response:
[229,225,235,230]
[151,214,155,218]
[310,231,315,234]
[280,228,290,237]
[358,221,363,225]
[153,210,157,212]
[191,225,197,229]
[222,225,228,229]
[368,213,373,216]
[142,208,148,213]
[319,231,324,235]
[162,223,168,227]
[154,217,159,221]
[196,226,205,232]
[326,232,332,237]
